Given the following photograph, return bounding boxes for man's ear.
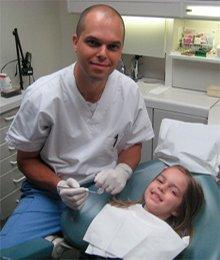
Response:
[72,34,78,52]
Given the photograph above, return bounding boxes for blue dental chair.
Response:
[61,160,220,260]
[1,160,220,259]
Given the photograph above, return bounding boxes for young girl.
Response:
[111,164,204,237]
[84,165,205,259]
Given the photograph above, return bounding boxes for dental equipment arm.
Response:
[94,143,141,194]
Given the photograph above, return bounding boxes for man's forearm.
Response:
[17,150,61,193]
[117,143,142,171]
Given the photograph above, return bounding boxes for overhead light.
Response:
[186,5,220,18]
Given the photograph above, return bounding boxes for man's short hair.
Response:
[76,4,125,41]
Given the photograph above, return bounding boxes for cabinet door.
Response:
[0,153,17,176]
[0,126,8,145]
[123,16,165,57]
[140,107,153,163]
[0,107,18,129]
[181,1,220,20]
[67,1,182,18]
[153,108,207,152]
[0,142,16,160]
[0,106,20,221]
[0,168,25,199]
[0,189,21,220]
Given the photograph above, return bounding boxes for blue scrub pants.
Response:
[0,181,66,249]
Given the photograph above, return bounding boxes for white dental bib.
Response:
[84,204,189,259]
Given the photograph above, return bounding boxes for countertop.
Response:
[208,100,220,125]
[1,83,220,124]
[0,92,23,114]
[138,81,220,119]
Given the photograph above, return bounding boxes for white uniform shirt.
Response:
[6,64,154,183]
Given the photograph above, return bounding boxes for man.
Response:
[0,4,154,249]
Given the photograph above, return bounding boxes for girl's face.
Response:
[144,167,189,220]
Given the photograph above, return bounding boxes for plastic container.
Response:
[0,73,11,90]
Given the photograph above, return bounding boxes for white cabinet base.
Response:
[0,189,21,221]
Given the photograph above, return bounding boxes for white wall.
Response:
[0,0,77,89]
[58,1,79,68]
[0,0,166,89]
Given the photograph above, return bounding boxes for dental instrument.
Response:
[56,185,103,195]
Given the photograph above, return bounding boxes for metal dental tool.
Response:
[57,185,104,195]
[86,189,104,195]
[56,171,104,194]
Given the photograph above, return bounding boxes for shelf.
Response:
[170,52,220,64]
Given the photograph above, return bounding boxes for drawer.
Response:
[0,126,8,145]
[0,168,25,199]
[0,107,18,129]
[0,142,16,160]
[0,189,21,220]
[0,153,17,176]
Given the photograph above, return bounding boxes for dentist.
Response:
[0,4,154,249]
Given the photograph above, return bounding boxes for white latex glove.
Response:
[94,163,133,195]
[57,178,88,210]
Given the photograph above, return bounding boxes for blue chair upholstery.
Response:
[61,160,165,250]
[61,160,220,259]
[1,160,219,259]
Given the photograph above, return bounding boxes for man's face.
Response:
[144,167,189,220]
[73,10,124,82]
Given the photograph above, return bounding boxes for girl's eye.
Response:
[157,178,163,184]
[171,189,179,197]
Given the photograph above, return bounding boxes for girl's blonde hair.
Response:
[110,165,205,237]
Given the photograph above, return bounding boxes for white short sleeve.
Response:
[6,89,53,152]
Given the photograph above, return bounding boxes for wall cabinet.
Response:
[0,107,25,221]
[181,1,220,20]
[67,0,182,18]
[123,17,166,57]
[67,0,220,19]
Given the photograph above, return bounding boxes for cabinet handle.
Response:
[10,160,17,166]
[13,176,26,183]
[8,146,16,151]
[4,115,15,122]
